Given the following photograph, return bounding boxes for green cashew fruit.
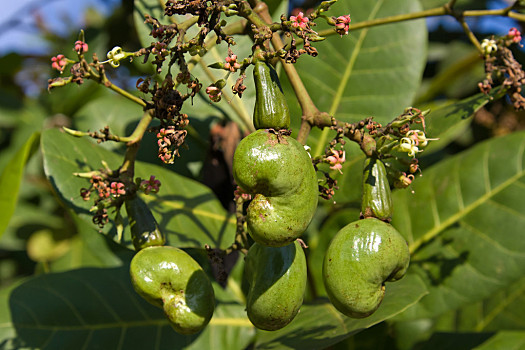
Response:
[130,246,215,334]
[233,129,318,246]
[125,195,165,251]
[252,59,290,130]
[361,157,393,220]
[245,241,307,330]
[323,218,410,318]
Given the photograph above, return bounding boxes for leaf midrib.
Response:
[409,140,525,254]
[313,0,384,157]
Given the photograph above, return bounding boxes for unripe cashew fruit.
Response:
[125,195,165,251]
[252,59,290,130]
[130,246,215,334]
[323,218,410,318]
[245,241,307,330]
[361,157,393,220]
[233,129,318,246]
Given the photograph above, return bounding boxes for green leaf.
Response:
[291,0,426,156]
[392,131,525,320]
[133,0,165,50]
[41,128,236,250]
[474,332,525,350]
[3,266,255,350]
[422,88,504,154]
[254,274,427,350]
[407,331,525,350]
[0,132,40,239]
[74,95,143,152]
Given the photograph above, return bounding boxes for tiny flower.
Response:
[508,27,522,43]
[481,39,498,55]
[74,40,88,54]
[335,14,351,36]
[406,129,438,148]
[105,46,130,67]
[394,173,415,189]
[304,145,312,158]
[326,149,346,174]
[224,54,241,72]
[290,12,309,30]
[206,85,222,102]
[140,175,161,195]
[80,188,91,201]
[51,54,68,72]
[110,182,126,197]
[398,137,421,157]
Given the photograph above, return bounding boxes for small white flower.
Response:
[106,46,127,67]
[398,137,421,157]
[304,145,312,158]
[481,39,498,55]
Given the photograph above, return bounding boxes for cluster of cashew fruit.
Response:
[127,57,410,335]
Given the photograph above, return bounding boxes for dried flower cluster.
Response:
[479,28,525,110]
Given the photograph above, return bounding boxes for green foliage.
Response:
[1,0,525,348]
[0,133,40,239]
[41,129,236,250]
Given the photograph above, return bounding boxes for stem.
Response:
[250,1,320,144]
[458,17,482,53]
[349,7,446,32]
[106,81,147,108]
[302,3,525,42]
[119,111,153,179]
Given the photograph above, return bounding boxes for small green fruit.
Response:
[361,157,393,220]
[323,218,410,318]
[130,246,215,334]
[253,60,290,130]
[125,195,165,251]
[233,129,318,246]
[245,241,307,330]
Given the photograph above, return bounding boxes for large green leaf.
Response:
[41,128,236,250]
[254,274,427,350]
[0,132,40,239]
[392,131,525,320]
[408,331,525,350]
[2,266,254,350]
[423,89,504,154]
[289,0,426,155]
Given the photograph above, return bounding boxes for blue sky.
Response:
[0,0,119,55]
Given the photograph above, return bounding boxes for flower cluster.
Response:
[224,54,241,72]
[74,40,88,54]
[334,15,351,36]
[51,55,68,73]
[157,126,188,164]
[290,12,309,30]
[397,130,435,157]
[78,172,128,228]
[478,28,525,110]
[326,149,346,173]
[507,27,522,44]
